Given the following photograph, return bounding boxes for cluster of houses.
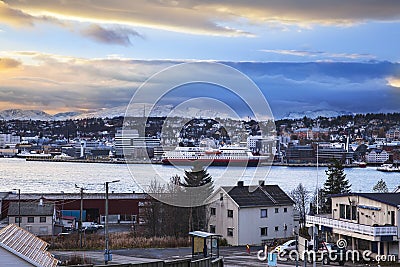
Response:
[278,140,400,165]
[0,182,399,264]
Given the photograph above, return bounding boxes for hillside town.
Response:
[1,113,400,266]
[1,113,400,166]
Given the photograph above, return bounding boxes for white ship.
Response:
[16,151,52,159]
[161,146,269,167]
[377,164,400,172]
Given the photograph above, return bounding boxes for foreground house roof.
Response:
[333,192,400,207]
[8,202,54,217]
[221,184,295,208]
[0,224,59,267]
[4,192,147,201]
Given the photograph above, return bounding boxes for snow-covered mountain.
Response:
[0,105,234,121]
[283,109,353,119]
[0,109,52,121]
[52,111,83,121]
[0,106,355,121]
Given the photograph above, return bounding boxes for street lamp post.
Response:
[316,142,319,214]
[104,180,120,265]
[60,191,65,224]
[75,184,85,248]
[294,225,299,267]
[12,189,21,227]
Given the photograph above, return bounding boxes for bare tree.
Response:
[290,183,310,228]
[373,179,389,193]
[142,178,190,237]
[142,179,166,237]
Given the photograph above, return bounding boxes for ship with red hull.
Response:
[161,146,269,167]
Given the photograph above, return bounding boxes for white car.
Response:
[274,239,297,253]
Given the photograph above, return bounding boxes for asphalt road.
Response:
[112,246,342,266]
[54,246,370,266]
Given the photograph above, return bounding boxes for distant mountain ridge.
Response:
[0,107,356,121]
[0,105,235,121]
[282,109,354,119]
[0,109,53,121]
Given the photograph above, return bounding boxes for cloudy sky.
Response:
[0,0,400,118]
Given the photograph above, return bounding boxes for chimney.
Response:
[237,181,244,187]
[259,180,265,186]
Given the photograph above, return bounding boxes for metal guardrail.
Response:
[306,215,398,236]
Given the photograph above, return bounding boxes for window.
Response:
[345,205,351,220]
[275,208,279,213]
[227,209,233,218]
[28,217,34,223]
[339,204,345,219]
[284,207,288,213]
[275,226,279,231]
[227,228,234,237]
[260,227,268,236]
[210,225,216,233]
[15,217,22,223]
[40,217,46,223]
[210,207,216,216]
[260,209,268,218]
[351,206,357,220]
[220,193,224,201]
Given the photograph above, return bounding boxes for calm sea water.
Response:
[0,158,399,194]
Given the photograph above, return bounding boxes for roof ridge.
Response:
[259,186,278,204]
[0,224,57,267]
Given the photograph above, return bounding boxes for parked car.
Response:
[77,222,104,230]
[92,223,104,229]
[307,241,346,266]
[319,242,346,266]
[273,239,297,253]
[57,232,71,238]
[83,226,98,233]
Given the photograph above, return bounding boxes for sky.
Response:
[0,0,400,118]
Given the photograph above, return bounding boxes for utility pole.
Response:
[60,191,64,224]
[75,184,85,248]
[104,180,120,265]
[13,189,21,227]
[294,225,299,267]
[18,189,20,227]
[316,120,320,215]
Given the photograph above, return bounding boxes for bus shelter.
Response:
[189,231,222,259]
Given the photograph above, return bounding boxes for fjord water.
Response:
[0,158,399,194]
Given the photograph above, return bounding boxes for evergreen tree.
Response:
[321,159,351,213]
[180,164,214,197]
[179,164,214,231]
[373,179,389,193]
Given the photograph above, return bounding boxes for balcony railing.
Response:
[306,215,398,237]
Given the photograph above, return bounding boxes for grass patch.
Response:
[44,232,190,250]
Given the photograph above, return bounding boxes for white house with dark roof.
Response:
[0,224,59,267]
[208,181,297,246]
[8,200,56,236]
[307,192,400,259]
[366,149,389,163]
